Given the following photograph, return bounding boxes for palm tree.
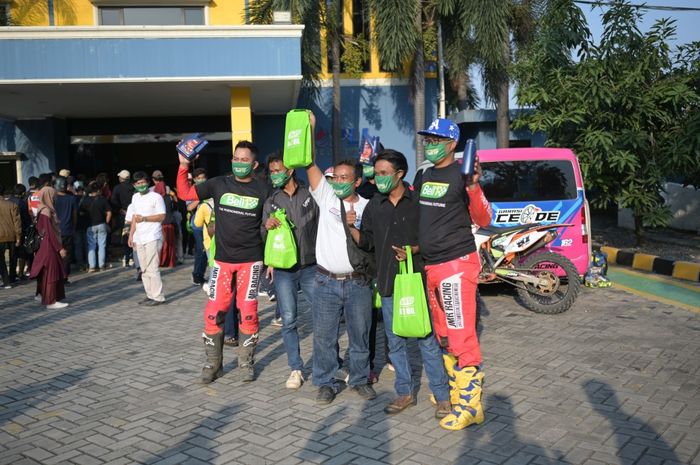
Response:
[249,0,351,160]
[370,0,426,162]
[438,0,539,148]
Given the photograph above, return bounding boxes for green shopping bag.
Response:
[264,209,298,269]
[283,109,313,168]
[392,247,431,338]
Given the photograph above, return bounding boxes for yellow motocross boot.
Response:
[439,366,485,431]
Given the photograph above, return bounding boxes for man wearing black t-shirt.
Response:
[416,118,492,431]
[177,141,271,383]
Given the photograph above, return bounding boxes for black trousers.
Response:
[0,241,17,284]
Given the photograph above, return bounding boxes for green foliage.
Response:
[367,0,420,71]
[514,0,699,235]
[247,0,322,94]
[341,34,370,79]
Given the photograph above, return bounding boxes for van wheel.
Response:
[516,252,581,314]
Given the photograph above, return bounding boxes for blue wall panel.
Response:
[0,37,301,80]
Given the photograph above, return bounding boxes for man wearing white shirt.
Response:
[127,171,166,306]
[305,113,376,405]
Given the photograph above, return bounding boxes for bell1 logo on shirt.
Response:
[420,182,449,199]
[219,193,259,210]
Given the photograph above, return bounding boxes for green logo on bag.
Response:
[399,296,416,316]
[220,193,259,210]
[420,182,449,199]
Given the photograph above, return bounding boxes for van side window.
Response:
[481,160,577,202]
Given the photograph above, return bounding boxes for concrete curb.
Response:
[597,245,700,282]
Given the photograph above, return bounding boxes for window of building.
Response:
[351,0,371,72]
[0,4,10,26]
[98,6,205,25]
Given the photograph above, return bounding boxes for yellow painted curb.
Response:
[600,246,619,264]
[673,261,700,282]
[632,253,656,272]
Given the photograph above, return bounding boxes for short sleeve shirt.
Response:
[310,176,368,274]
[194,175,270,263]
[130,192,166,245]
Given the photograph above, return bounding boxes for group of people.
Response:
[176,115,492,431]
[0,166,204,309]
[0,114,491,431]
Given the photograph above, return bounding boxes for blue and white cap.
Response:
[418,118,460,141]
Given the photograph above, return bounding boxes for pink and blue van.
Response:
[477,148,592,276]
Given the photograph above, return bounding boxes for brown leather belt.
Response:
[317,266,364,281]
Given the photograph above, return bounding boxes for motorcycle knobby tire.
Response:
[516,252,581,314]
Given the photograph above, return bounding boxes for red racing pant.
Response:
[425,252,481,368]
[204,260,263,335]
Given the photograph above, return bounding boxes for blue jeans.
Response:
[273,265,316,371]
[381,296,450,401]
[312,273,372,387]
[87,223,108,269]
[192,229,207,282]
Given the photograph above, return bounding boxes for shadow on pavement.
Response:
[301,400,395,463]
[584,379,680,464]
[138,402,243,464]
[0,368,91,427]
[454,393,571,465]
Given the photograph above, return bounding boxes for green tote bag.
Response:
[392,247,432,338]
[264,209,298,269]
[283,109,313,168]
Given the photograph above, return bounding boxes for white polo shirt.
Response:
[127,192,166,245]
[310,176,368,274]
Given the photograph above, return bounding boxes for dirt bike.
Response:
[474,223,582,314]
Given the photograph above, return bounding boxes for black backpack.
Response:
[24,209,45,254]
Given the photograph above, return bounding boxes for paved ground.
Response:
[1,261,699,465]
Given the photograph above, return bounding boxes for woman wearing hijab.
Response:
[29,186,69,309]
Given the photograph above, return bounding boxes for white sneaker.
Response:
[34,294,41,302]
[285,370,304,389]
[46,302,69,310]
[202,283,209,294]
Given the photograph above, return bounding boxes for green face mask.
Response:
[425,143,449,164]
[134,184,149,194]
[329,181,354,200]
[232,161,253,178]
[362,165,375,179]
[375,174,399,194]
[270,171,290,188]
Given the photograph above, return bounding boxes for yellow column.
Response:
[230,87,252,150]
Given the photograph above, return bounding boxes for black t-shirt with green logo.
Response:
[195,176,271,263]
[417,162,475,265]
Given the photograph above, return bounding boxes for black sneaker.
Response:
[316,386,336,405]
[144,299,165,307]
[351,384,377,400]
[138,298,152,305]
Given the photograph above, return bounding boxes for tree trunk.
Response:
[496,39,511,149]
[331,1,342,163]
[496,77,509,148]
[455,73,469,111]
[414,4,425,164]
